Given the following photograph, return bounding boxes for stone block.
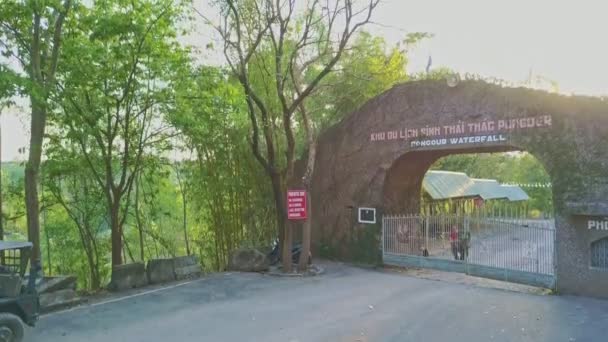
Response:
[174,265,201,280]
[108,263,148,291]
[173,255,201,280]
[172,255,197,268]
[146,258,176,284]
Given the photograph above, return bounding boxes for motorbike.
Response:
[268,239,311,265]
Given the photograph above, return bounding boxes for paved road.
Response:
[30,263,608,342]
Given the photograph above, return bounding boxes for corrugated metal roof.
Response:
[423,171,529,202]
[0,241,32,251]
[500,185,530,201]
[467,179,509,200]
[422,171,476,200]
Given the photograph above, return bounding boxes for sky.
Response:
[2,0,607,161]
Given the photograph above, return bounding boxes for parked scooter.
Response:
[268,239,311,265]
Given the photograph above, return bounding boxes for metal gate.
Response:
[382,214,556,289]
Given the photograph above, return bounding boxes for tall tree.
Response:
[54,0,189,273]
[0,0,73,273]
[292,32,419,269]
[208,0,379,272]
[170,66,276,270]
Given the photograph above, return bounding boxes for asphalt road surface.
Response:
[31,263,608,342]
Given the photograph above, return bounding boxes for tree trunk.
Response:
[110,201,123,266]
[284,220,293,272]
[174,165,190,256]
[270,172,285,244]
[182,190,190,255]
[137,219,145,261]
[45,224,52,275]
[135,177,145,261]
[298,190,313,271]
[297,104,316,272]
[122,230,135,263]
[91,267,100,290]
[82,236,99,290]
[25,101,46,274]
[270,171,291,273]
[85,243,99,289]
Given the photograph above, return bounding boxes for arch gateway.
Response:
[309,80,608,298]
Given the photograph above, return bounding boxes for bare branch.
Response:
[31,10,42,82]
[47,0,71,85]
[288,0,380,115]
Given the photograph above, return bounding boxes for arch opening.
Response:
[421,151,554,218]
[381,148,557,288]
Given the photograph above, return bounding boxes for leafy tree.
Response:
[53,0,190,276]
[312,32,415,127]
[209,0,380,272]
[2,165,27,240]
[0,0,74,272]
[44,148,108,289]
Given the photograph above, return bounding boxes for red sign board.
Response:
[287,190,307,220]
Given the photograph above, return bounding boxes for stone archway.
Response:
[310,80,608,298]
[382,146,518,213]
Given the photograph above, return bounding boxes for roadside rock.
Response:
[228,248,270,272]
[40,289,82,313]
[37,276,77,294]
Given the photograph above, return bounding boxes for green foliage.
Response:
[169,66,276,270]
[0,65,19,105]
[52,0,192,267]
[1,163,27,240]
[1,0,426,287]
[350,224,382,265]
[310,32,410,131]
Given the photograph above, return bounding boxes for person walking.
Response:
[450,226,459,260]
[458,227,471,261]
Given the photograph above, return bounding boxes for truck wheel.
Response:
[0,313,24,342]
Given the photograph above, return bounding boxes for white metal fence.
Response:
[382,214,556,287]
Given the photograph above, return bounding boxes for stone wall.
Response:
[311,80,608,298]
[147,255,202,284]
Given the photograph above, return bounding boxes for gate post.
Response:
[424,216,429,254]
[464,215,470,274]
[381,215,385,257]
